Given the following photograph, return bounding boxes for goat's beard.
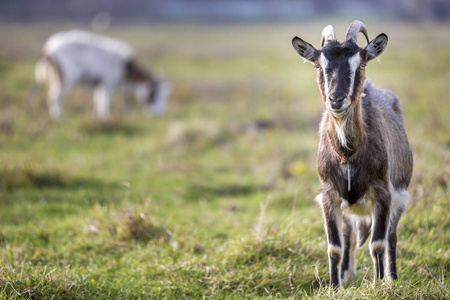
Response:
[328,104,358,150]
[329,102,353,118]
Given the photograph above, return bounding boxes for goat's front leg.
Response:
[341,216,357,283]
[319,192,344,290]
[93,85,114,119]
[370,185,391,283]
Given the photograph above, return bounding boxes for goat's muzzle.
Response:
[328,101,352,117]
[328,88,349,110]
[329,96,345,110]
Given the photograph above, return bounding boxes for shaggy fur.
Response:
[292,21,413,289]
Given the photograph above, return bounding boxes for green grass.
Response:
[0,19,449,299]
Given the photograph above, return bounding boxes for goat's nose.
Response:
[329,90,346,109]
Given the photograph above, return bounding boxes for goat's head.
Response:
[127,61,170,116]
[133,78,170,117]
[292,20,388,118]
[148,80,170,116]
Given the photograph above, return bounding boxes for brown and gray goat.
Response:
[292,21,413,289]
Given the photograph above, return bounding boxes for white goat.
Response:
[35,30,169,119]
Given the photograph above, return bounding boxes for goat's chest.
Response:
[319,158,372,205]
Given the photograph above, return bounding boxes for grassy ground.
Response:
[0,19,448,299]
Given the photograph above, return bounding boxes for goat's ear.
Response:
[364,33,388,62]
[292,37,316,64]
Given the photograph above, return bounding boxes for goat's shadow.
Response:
[79,118,146,136]
[0,166,118,191]
[184,183,271,202]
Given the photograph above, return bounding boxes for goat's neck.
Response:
[327,97,364,153]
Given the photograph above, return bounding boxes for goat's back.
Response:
[42,30,133,85]
[44,30,133,59]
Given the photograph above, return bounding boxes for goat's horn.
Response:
[345,20,369,44]
[321,25,335,47]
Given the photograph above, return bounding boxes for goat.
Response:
[35,30,169,119]
[291,21,413,289]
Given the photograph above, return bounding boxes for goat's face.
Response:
[134,80,170,116]
[292,21,388,118]
[148,81,170,116]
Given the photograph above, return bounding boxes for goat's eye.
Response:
[360,62,367,69]
[315,64,321,70]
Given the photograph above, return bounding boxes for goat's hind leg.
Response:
[387,205,405,280]
[47,84,66,119]
[341,216,357,284]
[45,65,65,119]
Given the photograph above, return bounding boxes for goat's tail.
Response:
[35,57,48,84]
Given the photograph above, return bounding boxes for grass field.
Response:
[0,19,449,299]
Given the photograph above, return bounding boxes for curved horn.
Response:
[345,20,369,44]
[321,25,335,47]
